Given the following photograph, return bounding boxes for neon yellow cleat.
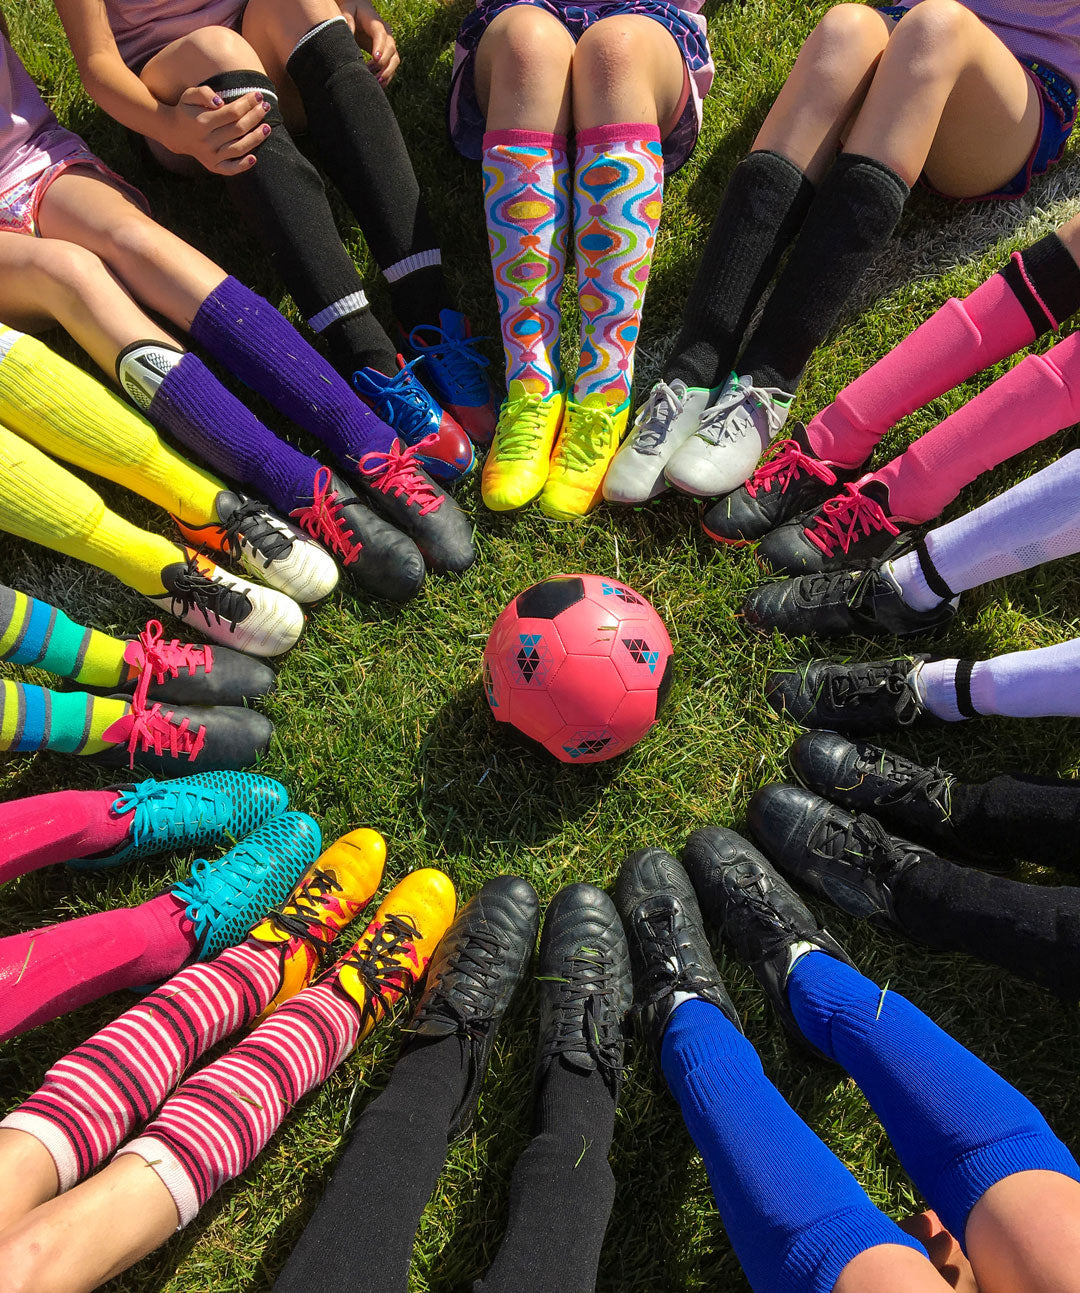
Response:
[539,392,630,519]
[482,380,566,512]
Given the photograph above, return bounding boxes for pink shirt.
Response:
[104,0,247,71]
[898,0,1080,90]
[0,32,84,190]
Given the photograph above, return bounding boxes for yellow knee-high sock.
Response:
[0,422,182,595]
[0,680,129,755]
[0,326,224,524]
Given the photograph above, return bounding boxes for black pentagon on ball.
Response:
[656,654,675,713]
[515,576,586,621]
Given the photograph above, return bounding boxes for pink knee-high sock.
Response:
[0,790,130,882]
[0,895,196,1042]
[870,330,1080,522]
[806,270,1040,467]
[2,941,283,1190]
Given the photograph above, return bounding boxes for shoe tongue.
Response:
[411,1013,460,1039]
[101,710,136,745]
[860,478,891,510]
[557,1046,597,1075]
[213,492,243,524]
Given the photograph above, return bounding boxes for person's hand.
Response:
[165,86,272,174]
[341,0,400,86]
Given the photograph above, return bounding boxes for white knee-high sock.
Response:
[915,639,1080,720]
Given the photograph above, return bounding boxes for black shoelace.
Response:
[408,928,511,1042]
[854,749,954,818]
[541,944,624,1076]
[825,660,921,725]
[726,862,801,945]
[166,555,252,630]
[808,811,919,876]
[339,912,422,1032]
[263,867,344,970]
[219,498,293,565]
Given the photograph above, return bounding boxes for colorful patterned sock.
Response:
[189,276,397,469]
[0,423,180,595]
[915,639,1080,722]
[572,124,664,410]
[885,450,1080,611]
[483,130,570,397]
[870,330,1080,523]
[0,584,126,687]
[0,790,128,883]
[0,894,196,1043]
[0,327,223,526]
[0,681,128,755]
[789,951,1080,1245]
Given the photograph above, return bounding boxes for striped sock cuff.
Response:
[308,290,371,333]
[0,1111,82,1193]
[382,249,442,283]
[116,1136,201,1228]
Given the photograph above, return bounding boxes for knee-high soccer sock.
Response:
[0,894,196,1042]
[0,790,128,883]
[660,999,925,1292]
[914,639,1080,722]
[189,276,397,466]
[0,424,181,595]
[884,450,1080,610]
[275,1035,471,1293]
[286,17,448,334]
[572,125,664,411]
[665,150,816,390]
[120,343,331,517]
[947,773,1080,870]
[806,232,1080,465]
[886,855,1080,998]
[788,952,1080,1244]
[0,327,223,525]
[477,1064,618,1293]
[0,583,126,687]
[869,329,1080,523]
[201,71,397,378]
[738,153,909,394]
[482,130,570,396]
[0,681,128,756]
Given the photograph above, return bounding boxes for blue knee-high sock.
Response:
[789,952,1080,1246]
[660,999,925,1293]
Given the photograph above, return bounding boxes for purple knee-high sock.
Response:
[148,353,322,516]
[189,277,397,467]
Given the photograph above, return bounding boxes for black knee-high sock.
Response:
[892,857,1080,999]
[738,151,909,393]
[273,1035,470,1293]
[475,1064,617,1293]
[948,774,1080,870]
[202,70,397,377]
[285,18,450,336]
[664,150,815,390]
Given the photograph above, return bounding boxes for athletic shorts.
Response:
[448,0,714,175]
[877,5,1077,201]
[0,151,148,238]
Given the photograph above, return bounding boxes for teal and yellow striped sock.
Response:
[0,681,129,755]
[0,584,127,688]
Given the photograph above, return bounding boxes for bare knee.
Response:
[146,25,265,92]
[803,4,891,85]
[0,1227,49,1293]
[480,8,574,88]
[883,0,976,77]
[26,240,112,308]
[572,19,657,94]
[94,208,166,272]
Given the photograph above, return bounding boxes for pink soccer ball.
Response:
[483,573,674,763]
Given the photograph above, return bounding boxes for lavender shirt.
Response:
[897,0,1080,90]
[104,0,247,71]
[0,33,84,190]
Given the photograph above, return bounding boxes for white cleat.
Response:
[603,379,715,504]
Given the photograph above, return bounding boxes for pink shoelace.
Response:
[120,699,207,770]
[125,620,213,712]
[804,484,900,557]
[358,436,444,517]
[745,439,838,499]
[290,466,363,567]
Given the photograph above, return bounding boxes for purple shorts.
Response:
[448,0,714,175]
[0,152,148,238]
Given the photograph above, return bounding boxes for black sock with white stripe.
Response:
[201,70,397,377]
[286,19,451,336]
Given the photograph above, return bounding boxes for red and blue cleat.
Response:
[352,355,475,486]
[403,309,499,449]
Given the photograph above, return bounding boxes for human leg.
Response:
[914,639,1080,721]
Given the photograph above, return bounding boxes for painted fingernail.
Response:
[262,123,271,136]
[212,95,224,106]
[262,101,270,112]
[255,91,263,102]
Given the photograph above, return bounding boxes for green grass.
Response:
[3,0,1080,1288]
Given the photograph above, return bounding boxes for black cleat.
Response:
[535,883,632,1096]
[766,656,929,734]
[758,481,914,576]
[349,439,476,575]
[682,825,854,1049]
[701,423,866,546]
[742,565,957,638]
[403,874,540,1137]
[748,783,931,928]
[614,848,741,1064]
[288,467,426,604]
[90,697,274,773]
